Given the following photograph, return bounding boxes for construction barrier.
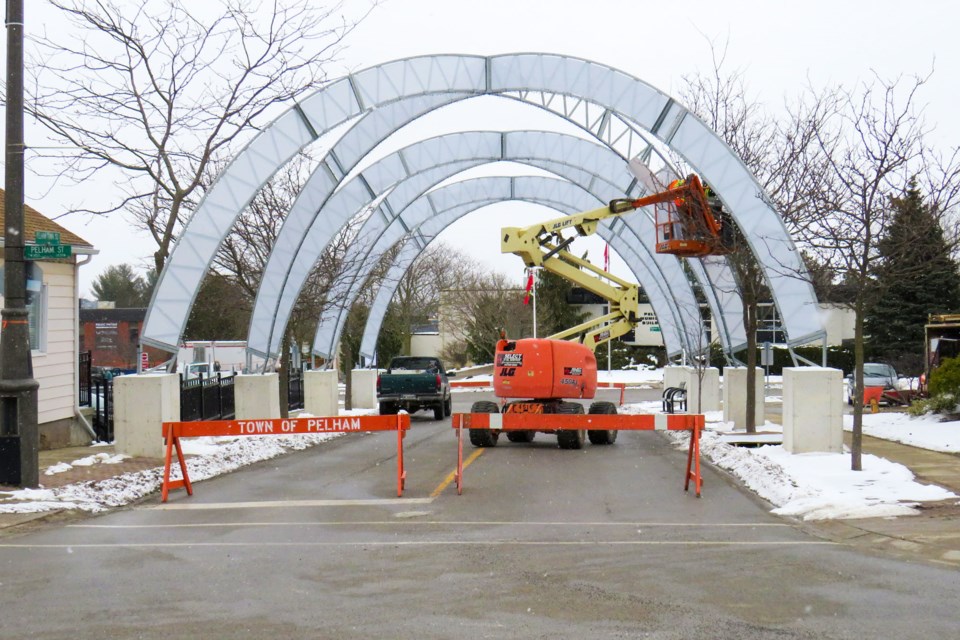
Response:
[160,414,410,502]
[451,411,704,497]
[597,382,627,406]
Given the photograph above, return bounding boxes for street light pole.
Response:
[0,0,39,487]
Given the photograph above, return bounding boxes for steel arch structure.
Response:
[249,129,741,362]
[142,54,823,361]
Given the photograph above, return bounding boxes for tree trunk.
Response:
[851,302,864,471]
[744,292,758,434]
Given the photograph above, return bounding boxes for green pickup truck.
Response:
[377,356,452,420]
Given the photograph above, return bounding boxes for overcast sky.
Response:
[2,0,957,297]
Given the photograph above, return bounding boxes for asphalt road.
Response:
[1,388,958,639]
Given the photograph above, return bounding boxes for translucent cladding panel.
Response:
[266,159,489,357]
[489,54,669,130]
[350,55,487,107]
[330,93,470,170]
[667,115,822,344]
[688,257,747,353]
[354,178,687,361]
[142,107,320,349]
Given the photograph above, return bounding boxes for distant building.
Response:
[78,307,167,370]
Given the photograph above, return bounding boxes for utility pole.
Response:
[0,0,39,487]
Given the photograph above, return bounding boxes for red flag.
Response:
[523,270,534,305]
[603,243,610,272]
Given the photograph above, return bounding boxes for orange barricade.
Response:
[160,414,410,502]
[449,380,492,388]
[451,412,704,497]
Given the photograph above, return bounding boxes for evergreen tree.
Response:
[91,264,147,307]
[865,182,960,374]
[534,270,590,337]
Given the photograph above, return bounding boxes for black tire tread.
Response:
[587,401,618,445]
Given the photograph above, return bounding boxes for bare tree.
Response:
[800,72,960,470]
[26,0,372,273]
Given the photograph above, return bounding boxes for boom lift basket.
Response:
[653,175,734,258]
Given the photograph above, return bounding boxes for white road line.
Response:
[0,540,834,549]
[150,498,435,510]
[70,521,793,529]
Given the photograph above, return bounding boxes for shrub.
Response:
[928,356,960,398]
[908,393,958,417]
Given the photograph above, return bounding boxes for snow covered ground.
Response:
[2,371,957,522]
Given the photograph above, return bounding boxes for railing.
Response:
[79,351,91,407]
[92,379,113,442]
[180,373,236,422]
[288,369,304,411]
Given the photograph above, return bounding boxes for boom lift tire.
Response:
[556,402,586,449]
[469,400,501,448]
[587,401,618,444]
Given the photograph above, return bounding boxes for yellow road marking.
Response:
[431,448,484,497]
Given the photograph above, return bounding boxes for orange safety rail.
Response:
[596,382,627,406]
[451,412,704,497]
[160,414,411,502]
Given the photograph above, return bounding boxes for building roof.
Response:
[80,307,147,323]
[0,188,93,248]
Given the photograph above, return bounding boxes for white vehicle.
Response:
[177,340,263,377]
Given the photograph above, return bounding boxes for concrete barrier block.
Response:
[351,369,377,409]
[305,370,339,417]
[235,373,281,419]
[722,367,765,429]
[663,366,720,413]
[783,367,843,453]
[114,373,179,459]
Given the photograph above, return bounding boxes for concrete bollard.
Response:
[305,370,339,417]
[114,373,180,459]
[783,367,843,453]
[722,367,765,429]
[235,373,281,420]
[663,366,720,413]
[350,369,378,409]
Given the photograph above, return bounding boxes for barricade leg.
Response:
[455,415,464,495]
[396,415,406,497]
[619,385,625,407]
[161,424,192,503]
[684,424,702,497]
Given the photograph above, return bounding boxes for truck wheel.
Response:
[588,401,618,445]
[444,397,452,417]
[433,404,444,421]
[379,402,397,415]
[507,430,535,443]
[556,402,586,450]
[469,401,500,448]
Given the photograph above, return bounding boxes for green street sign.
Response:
[650,326,661,333]
[34,231,61,245]
[25,244,72,260]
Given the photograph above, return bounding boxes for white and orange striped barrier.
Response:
[451,411,704,497]
[160,414,410,502]
[451,380,629,405]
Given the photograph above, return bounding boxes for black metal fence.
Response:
[84,368,308,442]
[79,351,91,407]
[180,373,236,422]
[288,369,304,411]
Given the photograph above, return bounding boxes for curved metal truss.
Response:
[142,54,823,362]
[249,129,743,362]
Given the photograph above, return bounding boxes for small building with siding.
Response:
[0,192,97,449]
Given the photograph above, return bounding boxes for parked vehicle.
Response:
[376,356,451,420]
[847,363,899,405]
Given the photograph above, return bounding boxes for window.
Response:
[0,262,47,352]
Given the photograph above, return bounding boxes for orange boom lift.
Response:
[466,175,733,449]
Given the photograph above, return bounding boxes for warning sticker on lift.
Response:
[496,353,523,367]
[563,367,583,376]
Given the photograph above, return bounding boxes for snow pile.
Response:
[0,410,375,514]
[45,452,131,475]
[620,402,957,521]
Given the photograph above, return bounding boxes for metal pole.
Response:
[0,0,39,487]
[532,269,537,339]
